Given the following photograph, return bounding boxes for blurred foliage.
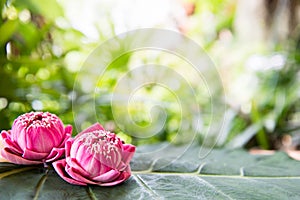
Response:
[1,0,300,149]
[226,50,300,149]
[0,0,84,131]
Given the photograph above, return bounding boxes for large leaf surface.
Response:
[0,143,300,199]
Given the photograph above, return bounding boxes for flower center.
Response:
[78,130,120,155]
[17,112,59,128]
[34,114,43,121]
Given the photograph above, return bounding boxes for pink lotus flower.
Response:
[0,112,72,165]
[53,123,136,186]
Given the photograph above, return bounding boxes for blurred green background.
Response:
[1,0,300,150]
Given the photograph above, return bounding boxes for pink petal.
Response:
[45,147,65,162]
[75,123,105,138]
[1,130,10,140]
[65,125,73,136]
[1,132,23,155]
[71,144,95,170]
[92,169,121,183]
[26,127,44,151]
[123,144,136,152]
[97,170,131,186]
[98,162,112,175]
[55,128,72,149]
[53,158,132,186]
[97,146,123,170]
[96,165,131,186]
[55,125,72,149]
[122,144,136,166]
[65,139,74,157]
[25,126,55,153]
[81,156,103,177]
[12,127,27,150]
[65,164,97,185]
[46,126,63,148]
[0,136,8,162]
[22,148,48,160]
[65,157,90,177]
[43,125,72,162]
[71,141,87,160]
[52,159,87,186]
[1,148,42,165]
[51,120,65,139]
[69,140,79,158]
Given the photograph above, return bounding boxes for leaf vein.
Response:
[134,174,162,200]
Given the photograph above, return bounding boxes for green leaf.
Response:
[0,20,19,47]
[13,0,63,20]
[0,144,300,199]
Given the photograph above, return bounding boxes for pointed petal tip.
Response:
[123,144,136,152]
[45,147,65,162]
[0,130,11,140]
[53,159,87,186]
[96,170,131,186]
[65,125,73,135]
[1,148,42,165]
[75,123,105,138]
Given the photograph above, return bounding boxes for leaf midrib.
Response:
[132,171,300,179]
